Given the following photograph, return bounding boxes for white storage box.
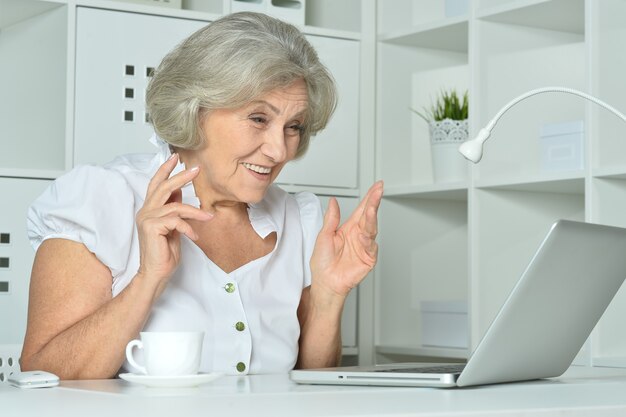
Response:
[268,0,305,26]
[445,0,469,18]
[420,300,468,349]
[229,0,305,26]
[539,120,584,172]
[230,0,266,14]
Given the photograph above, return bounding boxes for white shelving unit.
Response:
[375,0,626,368]
[0,0,376,361]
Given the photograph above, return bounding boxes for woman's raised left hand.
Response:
[310,181,384,299]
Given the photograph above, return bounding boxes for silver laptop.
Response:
[290,220,626,388]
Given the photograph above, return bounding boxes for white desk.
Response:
[3,366,626,417]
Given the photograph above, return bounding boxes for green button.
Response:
[236,362,246,372]
[224,283,235,293]
[235,321,245,331]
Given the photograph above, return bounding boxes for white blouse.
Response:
[27,136,323,375]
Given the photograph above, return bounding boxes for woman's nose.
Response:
[261,129,288,163]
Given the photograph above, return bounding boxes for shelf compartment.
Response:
[0,2,68,173]
[377,43,468,186]
[471,188,585,348]
[303,0,361,33]
[378,0,468,34]
[377,197,468,352]
[377,2,469,192]
[474,17,586,182]
[477,0,584,35]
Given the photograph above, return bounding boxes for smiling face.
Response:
[181,79,308,209]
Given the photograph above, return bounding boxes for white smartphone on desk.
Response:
[8,371,59,388]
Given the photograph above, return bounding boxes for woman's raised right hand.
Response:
[135,153,213,298]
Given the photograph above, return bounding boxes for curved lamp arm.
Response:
[458,86,626,163]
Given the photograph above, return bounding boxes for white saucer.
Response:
[119,372,223,388]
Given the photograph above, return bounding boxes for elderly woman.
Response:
[20,12,383,379]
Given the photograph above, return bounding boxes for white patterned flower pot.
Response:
[429,118,469,183]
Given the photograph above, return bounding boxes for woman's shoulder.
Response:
[53,153,156,194]
[27,156,154,275]
[27,154,156,247]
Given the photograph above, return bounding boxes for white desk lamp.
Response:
[458,86,626,163]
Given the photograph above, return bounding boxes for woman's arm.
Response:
[20,154,212,379]
[20,239,158,379]
[295,285,343,368]
[296,181,383,369]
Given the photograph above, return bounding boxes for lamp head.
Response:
[458,128,491,163]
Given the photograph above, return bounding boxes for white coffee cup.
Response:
[125,331,204,376]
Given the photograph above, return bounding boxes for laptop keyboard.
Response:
[375,364,465,374]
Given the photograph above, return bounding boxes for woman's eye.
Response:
[249,116,267,124]
[287,124,304,134]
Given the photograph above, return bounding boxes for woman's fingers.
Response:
[351,180,384,220]
[357,206,380,258]
[152,167,200,208]
[358,181,383,237]
[144,202,213,223]
[145,155,201,208]
[344,181,384,228]
[142,213,200,242]
[321,197,341,234]
[137,201,213,246]
[146,152,180,197]
[138,154,213,245]
[135,154,214,286]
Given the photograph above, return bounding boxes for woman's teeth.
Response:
[242,162,271,174]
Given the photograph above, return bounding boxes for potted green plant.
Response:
[412,89,469,183]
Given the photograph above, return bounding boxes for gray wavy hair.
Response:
[146,12,337,158]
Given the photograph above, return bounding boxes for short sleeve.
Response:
[27,165,137,278]
[294,191,323,287]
